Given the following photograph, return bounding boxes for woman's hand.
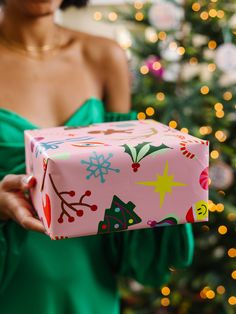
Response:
[0,174,45,233]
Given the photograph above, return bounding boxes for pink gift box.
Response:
[24,119,209,239]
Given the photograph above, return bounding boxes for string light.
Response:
[169,120,177,128]
[231,271,236,279]
[216,286,225,294]
[214,102,223,111]
[206,290,215,299]
[134,1,143,10]
[215,130,227,142]
[199,126,212,135]
[223,91,232,101]
[200,11,209,20]
[228,296,236,305]
[146,107,155,116]
[200,85,210,95]
[192,2,201,11]
[93,11,102,21]
[208,40,217,49]
[135,12,144,21]
[228,248,236,258]
[210,150,219,159]
[161,297,170,306]
[189,57,198,65]
[137,112,146,120]
[218,225,227,235]
[180,128,189,133]
[208,63,216,72]
[217,10,225,19]
[216,110,224,118]
[228,212,236,221]
[108,12,118,22]
[216,203,224,212]
[156,92,165,101]
[140,65,149,75]
[177,46,185,55]
[158,31,167,41]
[153,61,161,70]
[145,27,158,43]
[209,9,217,17]
[161,287,171,296]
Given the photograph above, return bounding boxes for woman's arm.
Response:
[102,39,132,113]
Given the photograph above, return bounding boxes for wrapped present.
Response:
[24,119,209,239]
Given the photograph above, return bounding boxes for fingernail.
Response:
[22,175,35,185]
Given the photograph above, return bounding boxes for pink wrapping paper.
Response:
[24,119,209,239]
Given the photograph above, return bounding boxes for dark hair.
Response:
[60,0,89,10]
[0,0,89,9]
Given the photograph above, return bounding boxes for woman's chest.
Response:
[0,57,104,128]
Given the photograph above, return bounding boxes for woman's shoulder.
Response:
[64,27,126,65]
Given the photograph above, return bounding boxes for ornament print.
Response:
[88,128,134,135]
[186,200,208,222]
[179,139,209,160]
[147,216,178,227]
[122,141,171,172]
[81,151,120,183]
[97,195,142,234]
[48,174,98,224]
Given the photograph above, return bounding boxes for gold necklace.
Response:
[0,30,63,59]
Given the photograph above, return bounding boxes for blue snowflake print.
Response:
[81,151,120,183]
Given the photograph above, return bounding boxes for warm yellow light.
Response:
[216,286,225,295]
[217,10,225,19]
[134,1,143,10]
[206,290,215,299]
[200,11,209,20]
[209,9,217,17]
[192,2,201,11]
[228,296,236,305]
[216,110,224,118]
[145,28,158,43]
[231,271,236,280]
[180,128,189,133]
[108,12,118,21]
[199,126,208,135]
[223,91,232,101]
[228,248,236,258]
[208,63,216,72]
[210,150,219,159]
[216,203,224,212]
[94,11,102,21]
[214,102,223,111]
[169,120,177,128]
[140,65,149,75]
[215,130,224,140]
[228,213,236,222]
[189,57,198,65]
[158,31,167,41]
[146,107,155,116]
[161,297,170,306]
[153,61,161,70]
[200,85,210,95]
[202,225,210,232]
[156,92,165,101]
[207,126,212,134]
[177,46,185,55]
[218,225,227,235]
[135,12,144,21]
[208,40,217,49]
[161,287,171,296]
[137,112,146,120]
[211,0,218,2]
[169,42,178,50]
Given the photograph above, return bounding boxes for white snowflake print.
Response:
[81,151,120,183]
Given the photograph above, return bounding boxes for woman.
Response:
[0,1,194,313]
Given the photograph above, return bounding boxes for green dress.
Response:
[0,97,194,314]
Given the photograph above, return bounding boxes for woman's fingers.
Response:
[1,174,36,192]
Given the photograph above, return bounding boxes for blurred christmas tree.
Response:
[103,0,236,313]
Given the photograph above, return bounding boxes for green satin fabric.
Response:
[0,97,194,314]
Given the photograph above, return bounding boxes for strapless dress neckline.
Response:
[0,97,104,129]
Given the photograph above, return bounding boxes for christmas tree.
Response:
[100,0,236,313]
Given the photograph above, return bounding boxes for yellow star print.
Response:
[136,160,187,208]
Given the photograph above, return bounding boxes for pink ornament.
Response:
[145,55,164,78]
